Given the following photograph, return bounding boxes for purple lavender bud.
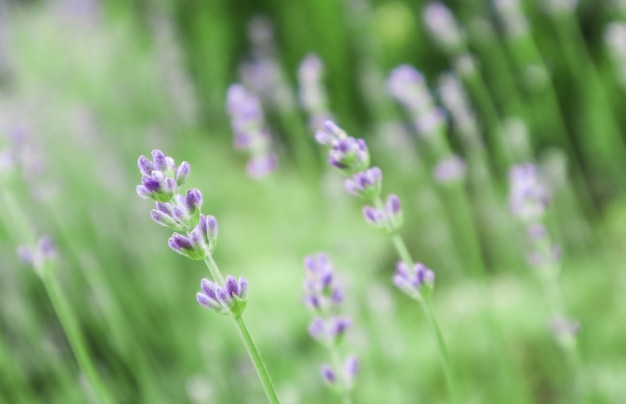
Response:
[152,150,168,171]
[344,355,359,383]
[38,236,56,259]
[141,176,161,193]
[137,155,154,176]
[224,275,239,298]
[17,246,35,265]
[246,153,277,177]
[330,316,352,339]
[167,232,206,260]
[150,209,182,231]
[315,120,348,146]
[509,163,549,220]
[393,262,435,300]
[237,277,249,300]
[331,288,344,304]
[527,223,546,239]
[185,189,203,212]
[362,206,387,228]
[308,317,325,339]
[206,215,218,242]
[434,155,466,183]
[175,161,191,185]
[550,316,580,339]
[201,278,219,299]
[327,137,370,174]
[344,167,383,200]
[320,365,336,385]
[423,2,465,52]
[385,194,403,230]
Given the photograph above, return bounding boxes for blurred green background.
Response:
[1,0,626,403]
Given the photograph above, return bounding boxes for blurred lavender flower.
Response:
[434,155,466,183]
[508,164,549,221]
[226,84,278,178]
[17,235,57,278]
[303,253,358,394]
[196,276,248,318]
[298,54,333,130]
[550,316,580,345]
[422,2,465,53]
[492,0,529,38]
[387,65,446,136]
[393,262,435,300]
[240,16,295,113]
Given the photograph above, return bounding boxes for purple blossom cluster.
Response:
[17,235,57,277]
[315,121,403,233]
[136,150,248,317]
[298,54,333,130]
[315,120,434,300]
[508,164,549,221]
[304,253,358,391]
[226,84,278,178]
[387,65,446,136]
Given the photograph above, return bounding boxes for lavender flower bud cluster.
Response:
[492,0,529,39]
[315,121,403,232]
[508,164,549,221]
[422,2,466,53]
[17,236,57,277]
[304,253,358,392]
[136,150,248,317]
[393,262,435,301]
[226,84,277,178]
[196,276,249,318]
[298,54,333,130]
[387,65,445,136]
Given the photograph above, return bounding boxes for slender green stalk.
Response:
[42,270,114,404]
[421,300,458,404]
[1,188,113,404]
[329,346,353,404]
[233,316,281,404]
[201,257,279,403]
[374,197,459,404]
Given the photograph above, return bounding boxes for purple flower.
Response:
[226,84,278,178]
[393,262,435,300]
[509,164,549,220]
[136,150,189,202]
[344,167,382,199]
[304,253,343,311]
[328,137,370,175]
[423,2,465,52]
[298,54,333,130]
[433,155,466,183]
[388,66,445,136]
[17,236,57,277]
[197,276,249,317]
[315,120,348,146]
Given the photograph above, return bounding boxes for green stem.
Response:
[42,270,114,404]
[328,344,353,404]
[1,188,113,403]
[233,316,280,404]
[202,255,225,284]
[201,257,278,403]
[420,300,459,404]
[373,196,458,403]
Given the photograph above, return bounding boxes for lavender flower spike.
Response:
[197,276,249,317]
[508,163,549,221]
[344,167,382,200]
[393,262,435,301]
[303,253,358,394]
[136,150,189,202]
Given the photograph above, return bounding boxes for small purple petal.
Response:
[152,150,168,171]
[320,365,336,384]
[137,155,154,176]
